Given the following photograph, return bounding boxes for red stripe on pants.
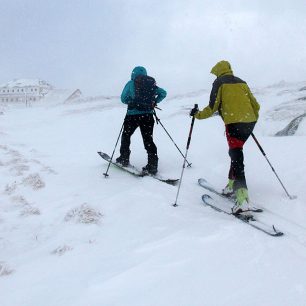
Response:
[226,126,245,149]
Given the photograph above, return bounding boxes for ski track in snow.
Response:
[0,83,306,306]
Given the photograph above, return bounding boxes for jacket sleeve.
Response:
[195,105,215,119]
[195,80,221,120]
[247,87,260,120]
[155,86,167,103]
[120,81,132,104]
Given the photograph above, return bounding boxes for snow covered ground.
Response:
[0,82,306,306]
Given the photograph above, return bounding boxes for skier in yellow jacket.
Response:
[190,60,260,214]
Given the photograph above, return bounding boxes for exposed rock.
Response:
[275,113,306,136]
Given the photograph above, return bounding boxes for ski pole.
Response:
[251,133,296,200]
[103,120,125,178]
[173,104,198,207]
[153,110,192,167]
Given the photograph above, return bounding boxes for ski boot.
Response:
[142,154,158,175]
[142,164,157,175]
[222,179,235,197]
[115,156,129,167]
[232,188,251,215]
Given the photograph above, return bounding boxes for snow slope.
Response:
[0,82,306,306]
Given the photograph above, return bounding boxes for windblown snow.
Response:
[0,81,306,306]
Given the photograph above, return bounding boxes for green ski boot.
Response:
[232,188,250,214]
[222,179,235,197]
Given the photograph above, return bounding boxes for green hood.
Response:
[210,61,233,77]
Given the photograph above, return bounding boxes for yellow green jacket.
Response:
[195,61,260,124]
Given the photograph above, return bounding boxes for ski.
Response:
[97,151,179,186]
[202,194,283,237]
[198,178,263,213]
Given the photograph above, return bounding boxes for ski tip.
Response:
[198,178,207,184]
[202,194,212,201]
[272,225,284,236]
[97,151,109,159]
[289,195,297,200]
[252,208,264,213]
[167,179,179,186]
[274,232,284,237]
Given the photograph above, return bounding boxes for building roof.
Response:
[0,79,52,88]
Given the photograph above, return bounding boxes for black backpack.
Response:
[128,75,157,111]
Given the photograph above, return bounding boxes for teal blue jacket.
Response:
[121,66,167,116]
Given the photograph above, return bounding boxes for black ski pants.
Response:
[225,122,256,191]
[119,114,157,160]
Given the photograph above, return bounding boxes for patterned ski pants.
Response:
[225,122,256,191]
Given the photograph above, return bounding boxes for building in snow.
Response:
[64,89,82,103]
[41,88,82,104]
[0,79,53,104]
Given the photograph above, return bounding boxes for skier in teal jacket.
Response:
[116,66,167,174]
[121,66,167,115]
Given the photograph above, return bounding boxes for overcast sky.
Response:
[1,0,306,95]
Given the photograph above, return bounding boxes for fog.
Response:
[1,0,306,95]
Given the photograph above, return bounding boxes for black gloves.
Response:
[190,105,199,117]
